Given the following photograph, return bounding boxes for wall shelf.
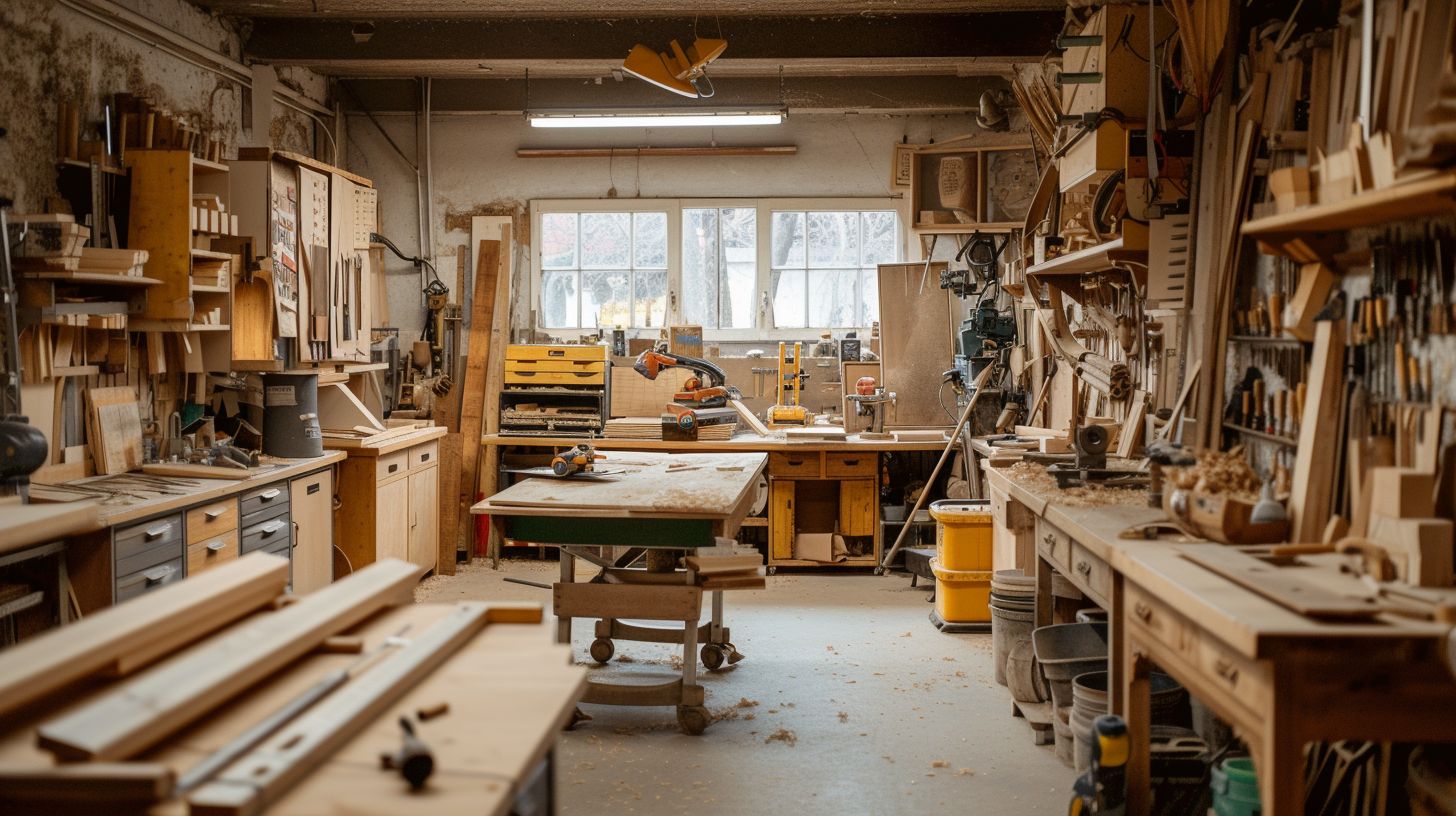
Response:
[1025,237,1145,279]
[1222,423,1297,448]
[1242,170,1456,239]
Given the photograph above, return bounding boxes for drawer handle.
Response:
[206,539,227,553]
[548,349,565,356]
[841,458,860,466]
[292,522,300,548]
[144,523,172,540]
[260,488,282,501]
[419,452,430,463]
[388,463,400,474]
[307,482,321,495]
[1214,659,1240,684]
[143,564,176,584]
[1134,601,1153,622]
[205,508,227,521]
[1076,560,1092,577]
[262,520,286,536]
[787,459,805,466]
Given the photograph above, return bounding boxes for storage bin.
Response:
[1211,757,1261,816]
[930,557,992,623]
[929,499,992,571]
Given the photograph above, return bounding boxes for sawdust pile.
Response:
[765,728,797,746]
[1005,462,1148,508]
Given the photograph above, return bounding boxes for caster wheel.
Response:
[766,566,777,576]
[874,566,885,576]
[700,643,726,671]
[677,705,711,735]
[589,638,615,664]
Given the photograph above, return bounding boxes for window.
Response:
[682,207,757,329]
[532,199,899,335]
[539,210,668,329]
[770,210,898,328]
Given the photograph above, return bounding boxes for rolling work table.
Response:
[42,453,344,614]
[483,431,948,570]
[473,450,768,735]
[983,465,1456,816]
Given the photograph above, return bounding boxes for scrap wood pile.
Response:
[0,555,539,815]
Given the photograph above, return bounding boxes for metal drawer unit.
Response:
[113,513,185,602]
[239,481,290,527]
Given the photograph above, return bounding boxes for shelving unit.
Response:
[1024,237,1146,280]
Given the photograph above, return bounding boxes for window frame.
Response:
[530,197,903,341]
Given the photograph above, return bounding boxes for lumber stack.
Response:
[605,416,736,441]
[5,214,89,271]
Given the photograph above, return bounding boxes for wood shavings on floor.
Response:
[765,728,797,746]
[1005,461,1148,507]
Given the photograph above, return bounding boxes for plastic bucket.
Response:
[929,499,992,572]
[1211,757,1261,816]
[1032,622,1108,710]
[990,600,1035,686]
[931,557,991,623]
[1070,671,1185,772]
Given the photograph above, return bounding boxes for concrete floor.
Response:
[416,559,1072,815]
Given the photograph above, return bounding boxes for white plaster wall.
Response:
[0,0,328,212]
[347,110,1033,347]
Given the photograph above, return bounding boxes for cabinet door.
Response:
[769,479,795,560]
[290,470,334,594]
[375,477,410,562]
[838,479,877,537]
[407,467,439,573]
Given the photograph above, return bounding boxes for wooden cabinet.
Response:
[766,453,881,568]
[769,480,796,560]
[333,427,446,575]
[289,469,334,594]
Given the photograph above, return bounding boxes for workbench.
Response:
[44,453,344,614]
[327,425,447,576]
[0,501,101,640]
[483,431,948,570]
[983,465,1456,816]
[0,600,587,815]
[473,450,768,734]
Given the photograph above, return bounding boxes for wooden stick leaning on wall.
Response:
[879,363,996,572]
[455,239,502,568]
[1290,319,1346,542]
[481,224,513,569]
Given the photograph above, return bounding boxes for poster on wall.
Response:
[269,160,300,337]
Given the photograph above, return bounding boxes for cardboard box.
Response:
[668,325,703,358]
[795,533,844,563]
[1370,467,1436,519]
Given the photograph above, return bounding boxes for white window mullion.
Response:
[755,200,772,331]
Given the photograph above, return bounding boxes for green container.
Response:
[1211,757,1261,816]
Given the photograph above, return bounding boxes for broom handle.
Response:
[879,363,997,572]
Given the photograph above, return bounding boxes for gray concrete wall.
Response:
[0,0,327,212]
[346,109,1033,347]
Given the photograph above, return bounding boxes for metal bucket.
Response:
[261,373,324,458]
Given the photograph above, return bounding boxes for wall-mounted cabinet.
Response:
[910,144,1037,233]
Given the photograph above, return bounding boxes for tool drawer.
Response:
[240,482,289,526]
[507,344,606,362]
[241,515,292,554]
[768,452,822,479]
[186,500,238,544]
[825,452,876,478]
[115,558,184,602]
[114,514,184,579]
[1068,541,1111,607]
[376,451,408,482]
[1035,517,1072,571]
[409,441,438,470]
[187,530,239,575]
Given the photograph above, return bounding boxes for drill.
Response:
[1068,715,1128,816]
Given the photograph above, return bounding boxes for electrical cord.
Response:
[371,231,442,293]
[938,381,960,424]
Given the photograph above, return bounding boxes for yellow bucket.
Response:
[930,499,993,572]
[931,557,993,623]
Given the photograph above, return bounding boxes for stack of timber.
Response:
[685,553,767,590]
[604,417,736,441]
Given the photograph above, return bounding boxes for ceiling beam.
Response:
[337,75,1009,115]
[245,13,1063,76]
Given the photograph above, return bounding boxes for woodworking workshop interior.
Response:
[10,0,1456,814]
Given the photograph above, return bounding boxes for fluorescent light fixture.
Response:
[529,112,783,129]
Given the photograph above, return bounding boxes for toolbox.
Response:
[499,344,610,437]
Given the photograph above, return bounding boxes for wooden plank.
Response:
[683,554,764,575]
[185,602,539,816]
[552,582,700,622]
[36,559,422,762]
[86,386,143,476]
[458,238,502,563]
[1182,549,1381,620]
[0,763,175,808]
[139,463,269,480]
[877,262,956,427]
[437,432,463,574]
[317,382,383,432]
[1290,320,1346,542]
[0,555,288,719]
[1115,391,1148,458]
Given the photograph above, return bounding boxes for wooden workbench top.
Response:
[0,500,102,554]
[983,466,1456,656]
[54,453,346,528]
[474,450,767,520]
[482,431,949,452]
[0,602,586,815]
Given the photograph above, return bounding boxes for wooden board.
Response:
[553,583,700,622]
[729,399,772,437]
[438,432,463,573]
[1290,320,1346,542]
[37,559,421,761]
[0,763,175,808]
[86,386,143,476]
[0,555,288,719]
[1183,549,1381,620]
[458,238,503,563]
[184,602,538,816]
[683,554,764,575]
[140,463,276,480]
[877,262,955,428]
[317,382,383,432]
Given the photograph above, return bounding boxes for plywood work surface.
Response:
[476,451,766,518]
[0,500,101,554]
[0,603,584,816]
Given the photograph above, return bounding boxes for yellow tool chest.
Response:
[500,344,611,437]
